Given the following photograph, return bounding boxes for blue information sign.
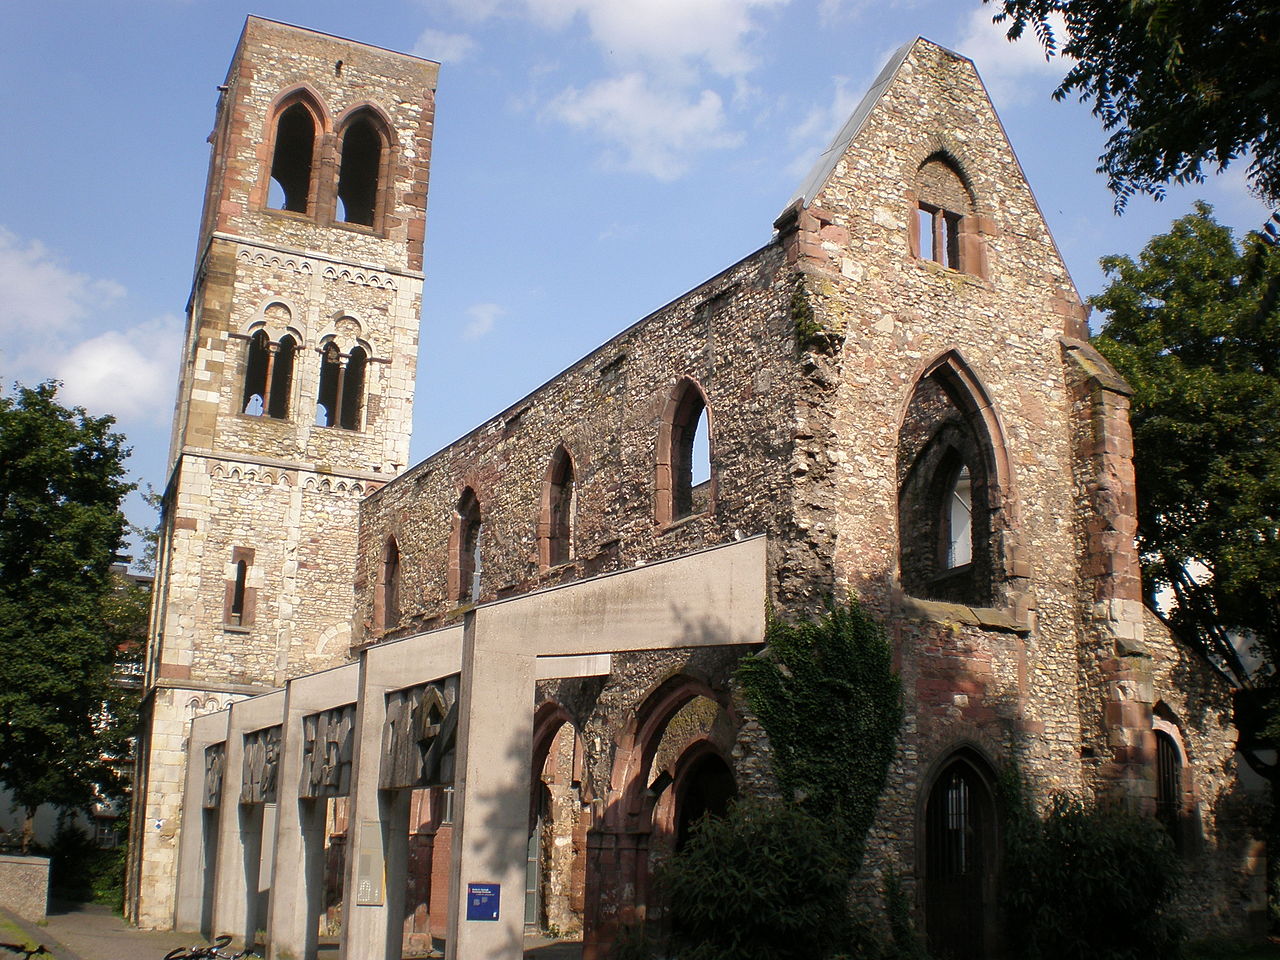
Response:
[466,882,500,921]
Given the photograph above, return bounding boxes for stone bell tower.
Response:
[128,18,438,927]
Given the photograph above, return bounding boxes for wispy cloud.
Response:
[0,227,124,337]
[53,315,180,423]
[0,226,177,425]
[550,73,741,180]
[436,0,786,179]
[413,28,476,63]
[463,302,505,340]
[954,6,1069,107]
[785,75,864,178]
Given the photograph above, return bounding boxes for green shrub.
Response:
[659,798,852,960]
[1004,793,1185,960]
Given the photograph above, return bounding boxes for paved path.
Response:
[0,902,582,960]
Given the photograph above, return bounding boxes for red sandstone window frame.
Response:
[261,88,327,218]
[655,378,715,527]
[450,487,483,604]
[539,446,577,569]
[374,536,401,634]
[222,546,256,628]
[332,105,394,234]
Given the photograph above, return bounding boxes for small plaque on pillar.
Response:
[355,822,385,906]
[465,883,500,921]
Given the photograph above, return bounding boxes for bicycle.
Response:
[162,934,260,960]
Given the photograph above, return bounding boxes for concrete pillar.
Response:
[340,627,463,960]
[446,611,536,960]
[211,692,284,942]
[175,710,230,933]
[267,664,359,960]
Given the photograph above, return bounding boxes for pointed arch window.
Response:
[316,342,368,430]
[897,358,1007,605]
[376,537,401,633]
[657,379,713,525]
[456,489,483,603]
[337,113,385,227]
[541,448,576,568]
[241,331,296,419]
[268,101,318,214]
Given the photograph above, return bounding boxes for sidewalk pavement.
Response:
[0,902,583,960]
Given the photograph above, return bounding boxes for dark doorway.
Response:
[674,751,736,851]
[924,753,999,960]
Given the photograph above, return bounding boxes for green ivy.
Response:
[736,599,903,871]
[791,282,826,353]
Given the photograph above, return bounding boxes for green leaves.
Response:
[0,381,137,821]
[1091,204,1280,693]
[989,1,1280,208]
[1004,794,1185,960]
[737,600,903,872]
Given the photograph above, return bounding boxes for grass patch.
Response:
[0,918,55,958]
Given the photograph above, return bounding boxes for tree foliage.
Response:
[1090,204,1280,703]
[988,0,1280,207]
[0,382,136,838]
[1004,793,1185,960]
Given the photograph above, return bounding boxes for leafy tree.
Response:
[1090,203,1280,772]
[0,382,135,851]
[986,0,1280,207]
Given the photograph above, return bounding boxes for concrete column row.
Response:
[172,536,767,960]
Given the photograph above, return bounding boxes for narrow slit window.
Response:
[337,116,382,226]
[242,330,271,415]
[229,561,247,626]
[269,102,315,214]
[378,537,400,632]
[458,490,482,603]
[268,334,296,419]
[546,450,575,566]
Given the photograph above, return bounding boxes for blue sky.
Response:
[0,1,1269,556]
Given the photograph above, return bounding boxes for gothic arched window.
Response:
[336,112,386,227]
[657,379,713,525]
[897,356,1007,605]
[268,100,319,214]
[376,537,401,633]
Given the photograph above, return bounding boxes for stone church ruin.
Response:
[126,16,1263,960]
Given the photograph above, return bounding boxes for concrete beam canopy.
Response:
[447,536,768,960]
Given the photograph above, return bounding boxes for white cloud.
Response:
[550,73,741,180]
[0,226,178,426]
[0,226,124,337]
[954,7,1069,106]
[412,28,476,63]
[784,76,865,179]
[443,0,786,79]
[53,315,181,423]
[463,302,505,340]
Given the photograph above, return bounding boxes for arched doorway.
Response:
[673,749,736,851]
[923,750,1000,960]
